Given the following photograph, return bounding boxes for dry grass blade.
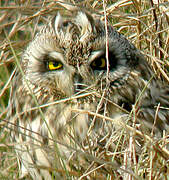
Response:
[0,0,168,179]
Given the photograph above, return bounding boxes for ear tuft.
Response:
[76,11,95,41]
[54,13,63,36]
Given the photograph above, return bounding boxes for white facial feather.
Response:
[76,12,93,41]
[54,12,63,37]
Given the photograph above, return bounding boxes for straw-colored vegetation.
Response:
[0,0,169,179]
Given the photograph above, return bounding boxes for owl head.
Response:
[21,11,151,110]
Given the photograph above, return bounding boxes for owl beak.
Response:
[73,73,84,94]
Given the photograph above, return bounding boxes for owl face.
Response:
[23,12,144,103]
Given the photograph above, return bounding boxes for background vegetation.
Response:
[0,0,168,179]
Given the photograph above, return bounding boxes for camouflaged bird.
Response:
[8,9,169,180]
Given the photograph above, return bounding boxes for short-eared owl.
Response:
[8,9,169,180]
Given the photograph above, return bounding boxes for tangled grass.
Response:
[0,0,169,179]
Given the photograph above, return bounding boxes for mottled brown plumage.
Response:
[8,10,169,180]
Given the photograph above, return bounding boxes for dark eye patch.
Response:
[90,52,118,71]
[90,56,106,70]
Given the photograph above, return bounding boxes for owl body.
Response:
[8,11,169,179]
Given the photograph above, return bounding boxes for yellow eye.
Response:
[91,58,106,69]
[48,61,63,70]
[99,58,106,68]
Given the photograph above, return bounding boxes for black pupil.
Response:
[52,62,59,67]
[96,59,104,67]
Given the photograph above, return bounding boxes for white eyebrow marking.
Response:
[88,50,104,64]
[49,51,65,63]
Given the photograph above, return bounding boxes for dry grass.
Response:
[0,0,169,179]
